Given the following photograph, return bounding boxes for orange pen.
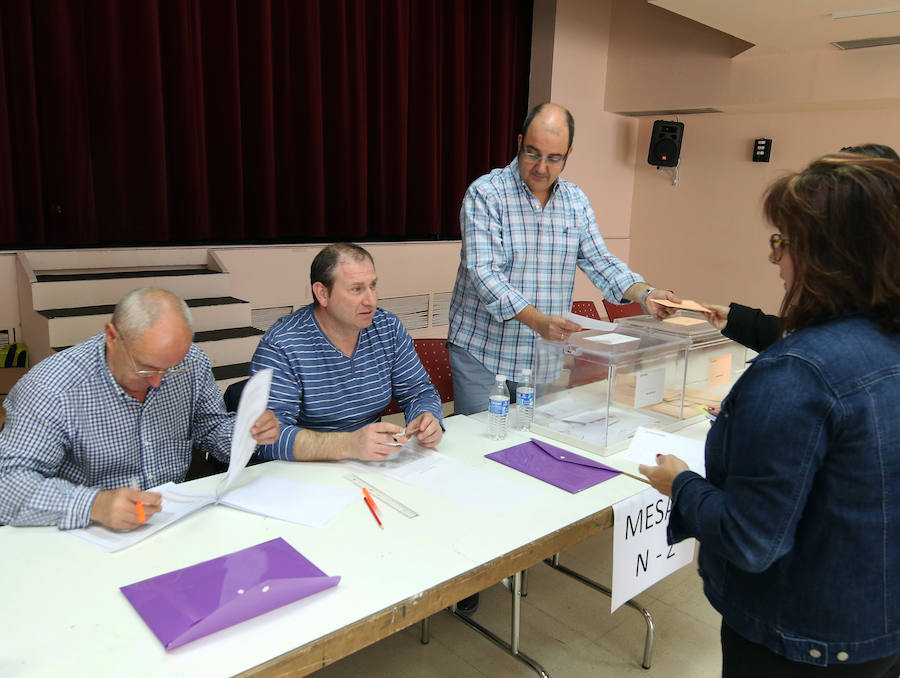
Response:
[131,475,147,524]
[362,489,383,529]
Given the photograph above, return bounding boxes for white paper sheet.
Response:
[584,332,640,345]
[562,311,617,332]
[67,483,215,552]
[633,368,665,408]
[624,426,707,476]
[219,476,355,528]
[218,368,273,498]
[535,396,586,419]
[347,440,535,516]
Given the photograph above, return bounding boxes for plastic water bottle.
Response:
[488,374,510,440]
[516,368,535,431]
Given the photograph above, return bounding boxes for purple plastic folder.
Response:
[485,439,621,493]
[121,537,340,650]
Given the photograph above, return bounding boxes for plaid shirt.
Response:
[0,334,234,529]
[448,157,642,382]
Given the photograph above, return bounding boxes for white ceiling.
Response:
[649,0,900,55]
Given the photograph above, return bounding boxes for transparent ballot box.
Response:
[531,327,690,455]
[616,312,748,410]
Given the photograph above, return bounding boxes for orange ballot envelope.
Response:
[652,298,711,313]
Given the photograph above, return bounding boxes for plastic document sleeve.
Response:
[485,438,621,493]
[120,537,340,650]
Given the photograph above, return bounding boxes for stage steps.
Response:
[16,249,262,391]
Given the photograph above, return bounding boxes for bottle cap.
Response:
[521,368,531,376]
[496,374,506,382]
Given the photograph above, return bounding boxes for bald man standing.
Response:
[0,288,278,531]
[448,102,680,415]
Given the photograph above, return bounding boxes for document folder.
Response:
[121,537,340,650]
[485,438,621,493]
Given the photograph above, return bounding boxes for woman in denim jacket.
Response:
[642,154,900,677]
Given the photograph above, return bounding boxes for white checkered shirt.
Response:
[447,157,642,382]
[0,334,234,529]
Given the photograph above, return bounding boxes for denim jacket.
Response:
[669,315,900,666]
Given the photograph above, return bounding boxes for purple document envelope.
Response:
[485,439,621,493]
[121,537,340,650]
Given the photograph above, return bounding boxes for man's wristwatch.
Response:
[640,286,656,315]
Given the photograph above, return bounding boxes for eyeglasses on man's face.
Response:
[117,333,187,378]
[519,143,568,167]
[769,233,790,263]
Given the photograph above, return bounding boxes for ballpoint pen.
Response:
[362,488,383,529]
[381,427,420,447]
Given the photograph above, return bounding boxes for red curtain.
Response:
[0,0,532,247]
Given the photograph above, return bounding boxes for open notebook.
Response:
[68,369,355,552]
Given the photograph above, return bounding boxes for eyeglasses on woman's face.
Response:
[769,233,790,263]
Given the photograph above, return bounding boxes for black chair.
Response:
[223,378,247,412]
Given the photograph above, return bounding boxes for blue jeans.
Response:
[448,344,518,415]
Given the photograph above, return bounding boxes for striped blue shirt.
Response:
[447,156,642,382]
[250,305,442,461]
[0,334,234,529]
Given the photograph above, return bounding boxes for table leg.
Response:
[543,556,655,669]
[447,570,550,678]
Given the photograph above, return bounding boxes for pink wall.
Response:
[629,108,900,314]
[542,0,900,314]
[542,0,641,305]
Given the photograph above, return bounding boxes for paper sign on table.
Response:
[611,487,694,612]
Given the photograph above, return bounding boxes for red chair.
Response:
[382,338,454,416]
[570,300,602,320]
[601,299,644,320]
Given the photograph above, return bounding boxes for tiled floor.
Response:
[312,529,722,677]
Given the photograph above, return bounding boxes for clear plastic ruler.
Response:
[343,473,419,518]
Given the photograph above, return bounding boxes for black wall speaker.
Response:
[647,120,684,167]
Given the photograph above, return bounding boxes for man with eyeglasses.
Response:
[447,102,680,416]
[0,288,279,531]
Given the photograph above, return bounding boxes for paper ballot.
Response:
[68,369,355,552]
[218,368,273,498]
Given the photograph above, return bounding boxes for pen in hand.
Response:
[362,488,383,529]
[380,427,420,447]
[131,475,146,525]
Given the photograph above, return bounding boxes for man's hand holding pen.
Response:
[89,486,162,531]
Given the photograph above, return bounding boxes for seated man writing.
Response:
[0,288,279,531]
[250,242,443,461]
